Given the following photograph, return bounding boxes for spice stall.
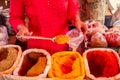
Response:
[0,0,120,80]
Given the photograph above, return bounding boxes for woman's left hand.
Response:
[77,21,88,34]
[74,15,88,34]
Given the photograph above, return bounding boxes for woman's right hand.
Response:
[16,24,32,42]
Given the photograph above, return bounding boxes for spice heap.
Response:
[48,51,85,79]
[87,50,120,77]
[0,47,18,72]
[18,52,47,76]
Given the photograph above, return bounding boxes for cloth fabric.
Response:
[9,0,79,55]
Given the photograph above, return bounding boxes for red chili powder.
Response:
[87,50,120,77]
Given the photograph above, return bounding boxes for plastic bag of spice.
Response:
[104,29,120,47]
[90,32,108,47]
[83,48,120,80]
[86,21,107,37]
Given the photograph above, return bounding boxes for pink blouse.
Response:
[9,0,79,55]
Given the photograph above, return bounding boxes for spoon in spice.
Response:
[16,35,70,44]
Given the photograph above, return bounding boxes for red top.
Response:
[9,0,79,55]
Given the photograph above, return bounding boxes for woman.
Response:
[9,0,88,55]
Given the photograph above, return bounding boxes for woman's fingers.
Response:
[16,25,31,42]
[82,23,88,34]
[16,32,27,42]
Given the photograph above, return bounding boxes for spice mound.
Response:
[0,47,18,72]
[48,51,85,79]
[86,49,120,77]
[18,52,47,76]
[13,49,51,78]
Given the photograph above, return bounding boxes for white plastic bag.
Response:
[66,29,84,51]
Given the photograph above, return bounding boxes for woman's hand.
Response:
[77,21,88,34]
[74,15,88,34]
[16,24,32,42]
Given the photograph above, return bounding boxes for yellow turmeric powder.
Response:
[48,51,85,79]
[54,35,70,44]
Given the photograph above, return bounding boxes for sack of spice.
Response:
[83,48,120,80]
[90,32,108,48]
[0,45,22,74]
[12,49,51,78]
[48,51,85,80]
[86,21,107,37]
[104,28,120,47]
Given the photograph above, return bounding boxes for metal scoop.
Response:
[16,35,70,44]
